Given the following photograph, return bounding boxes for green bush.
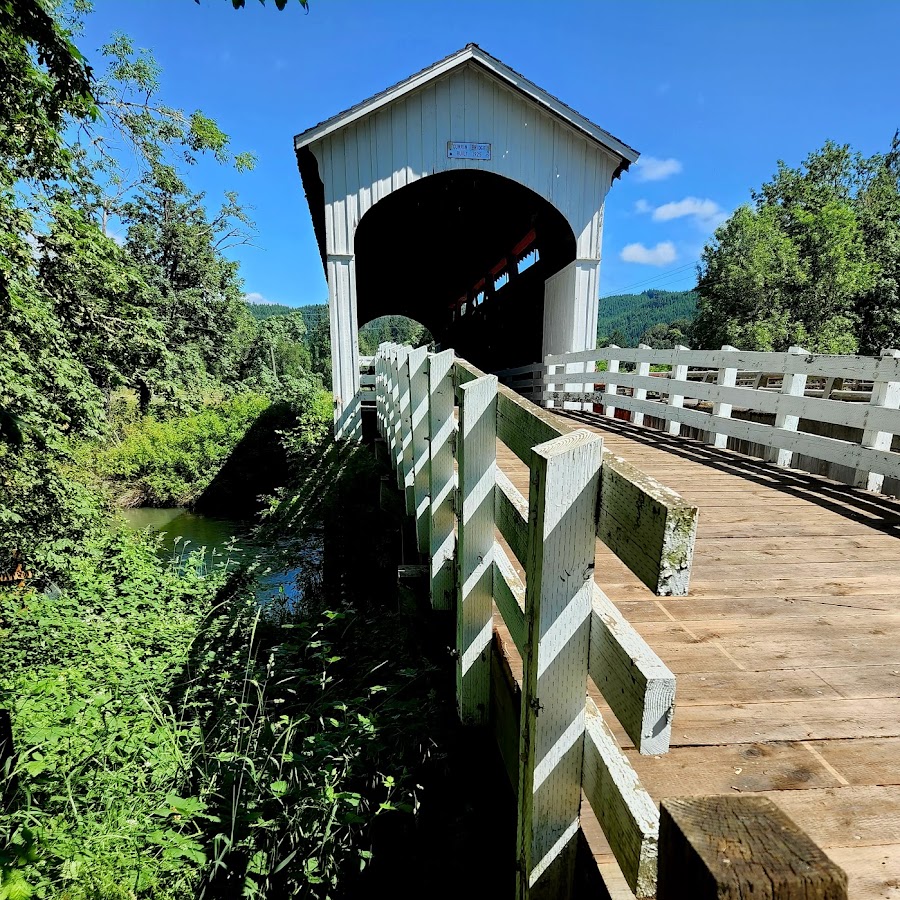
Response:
[87,393,271,506]
[0,528,225,900]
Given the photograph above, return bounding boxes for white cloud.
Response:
[244,291,271,305]
[634,156,682,182]
[620,241,678,266]
[652,196,727,227]
[634,199,652,214]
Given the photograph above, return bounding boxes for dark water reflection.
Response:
[119,507,322,611]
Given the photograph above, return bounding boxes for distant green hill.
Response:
[245,301,298,322]
[598,289,698,346]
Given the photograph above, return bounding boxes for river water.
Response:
[120,507,322,610]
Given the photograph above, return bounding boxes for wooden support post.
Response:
[403,346,427,523]
[605,345,620,419]
[394,345,410,492]
[455,374,497,725]
[516,429,603,900]
[545,360,556,408]
[854,348,900,493]
[388,345,403,474]
[768,345,808,467]
[657,796,848,900]
[427,349,456,611]
[710,345,739,449]
[666,344,689,436]
[631,344,652,427]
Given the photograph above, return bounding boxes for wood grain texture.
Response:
[496,468,529,566]
[516,429,603,900]
[657,796,848,900]
[494,543,526,654]
[598,450,698,596]
[456,374,497,725]
[590,585,676,756]
[583,697,659,898]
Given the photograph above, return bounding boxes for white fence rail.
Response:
[373,343,698,898]
[497,346,900,496]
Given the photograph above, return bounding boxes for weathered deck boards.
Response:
[494,411,900,900]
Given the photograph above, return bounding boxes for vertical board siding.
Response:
[312,64,616,259]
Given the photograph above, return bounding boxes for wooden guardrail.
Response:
[533,344,900,495]
[376,342,677,897]
[372,342,844,898]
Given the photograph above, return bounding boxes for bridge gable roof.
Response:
[293,43,639,167]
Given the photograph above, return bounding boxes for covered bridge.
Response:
[294,43,638,436]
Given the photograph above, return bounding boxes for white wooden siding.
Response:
[310,63,618,263]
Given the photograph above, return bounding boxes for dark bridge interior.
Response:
[354,171,576,371]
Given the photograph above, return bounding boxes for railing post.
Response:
[709,344,739,449]
[657,796,847,899]
[394,345,411,493]
[854,348,900,493]
[605,345,620,419]
[666,344,689,436]
[388,344,403,474]
[544,358,556,408]
[402,345,427,521]
[455,373,497,725]
[631,344,652,427]
[516,430,603,900]
[427,350,456,611]
[767,345,808,467]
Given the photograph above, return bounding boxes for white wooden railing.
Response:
[372,343,701,898]
[497,345,900,495]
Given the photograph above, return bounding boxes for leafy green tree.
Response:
[639,319,693,349]
[694,137,899,353]
[122,164,256,405]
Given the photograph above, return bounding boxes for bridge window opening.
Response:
[355,169,576,371]
[517,247,540,274]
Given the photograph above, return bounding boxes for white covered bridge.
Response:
[294,43,636,438]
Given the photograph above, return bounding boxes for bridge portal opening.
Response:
[355,170,575,372]
[358,315,433,356]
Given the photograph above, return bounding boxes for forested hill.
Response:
[598,289,698,346]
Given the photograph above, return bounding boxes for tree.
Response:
[122,164,256,405]
[639,319,692,349]
[693,137,899,354]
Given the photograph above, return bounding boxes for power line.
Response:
[602,260,699,296]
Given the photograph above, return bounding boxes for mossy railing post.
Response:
[427,349,456,610]
[516,430,604,900]
[455,373,497,725]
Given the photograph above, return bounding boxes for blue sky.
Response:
[80,0,899,306]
